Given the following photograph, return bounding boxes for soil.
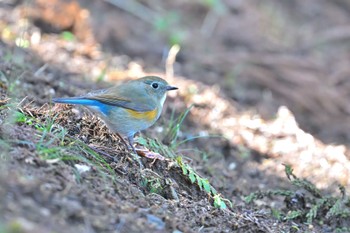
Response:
[1,1,350,232]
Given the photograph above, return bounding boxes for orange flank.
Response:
[126,108,158,122]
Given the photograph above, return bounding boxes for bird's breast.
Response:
[125,108,158,122]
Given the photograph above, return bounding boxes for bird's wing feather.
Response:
[86,83,156,112]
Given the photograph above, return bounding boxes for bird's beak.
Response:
[166,85,178,91]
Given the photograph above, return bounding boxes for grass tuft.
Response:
[245,164,350,225]
[3,106,117,183]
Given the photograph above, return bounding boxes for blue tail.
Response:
[52,97,100,106]
[52,97,110,114]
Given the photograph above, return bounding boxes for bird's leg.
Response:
[114,133,144,169]
[127,136,144,169]
[115,132,130,149]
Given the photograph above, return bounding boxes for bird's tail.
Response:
[52,97,110,114]
[52,97,99,106]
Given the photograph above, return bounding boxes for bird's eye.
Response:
[151,83,159,89]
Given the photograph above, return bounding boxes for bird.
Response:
[52,76,178,167]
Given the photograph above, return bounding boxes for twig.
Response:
[165,44,180,80]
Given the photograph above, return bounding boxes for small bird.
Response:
[53,76,178,167]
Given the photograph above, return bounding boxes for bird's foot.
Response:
[130,152,144,169]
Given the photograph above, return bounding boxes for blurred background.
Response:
[1,0,350,195]
[2,0,350,144]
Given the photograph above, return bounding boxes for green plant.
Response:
[176,156,232,209]
[60,31,75,41]
[140,170,164,194]
[137,106,231,209]
[162,104,193,148]
[245,164,350,226]
[0,220,25,233]
[13,111,34,125]
[163,104,223,151]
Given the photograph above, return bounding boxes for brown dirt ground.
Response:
[1,1,350,232]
